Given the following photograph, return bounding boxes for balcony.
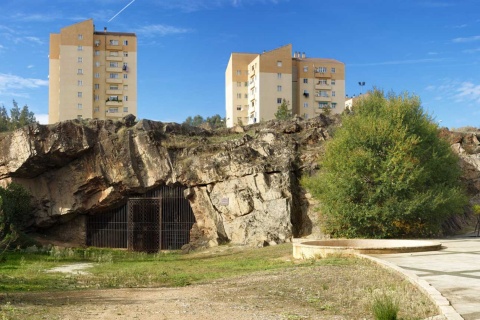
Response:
[315,95,331,102]
[106,78,122,84]
[106,89,122,95]
[106,56,123,61]
[106,44,121,50]
[315,84,331,90]
[106,99,123,106]
[314,71,332,78]
[106,67,123,72]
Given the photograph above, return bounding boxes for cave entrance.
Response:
[86,185,196,252]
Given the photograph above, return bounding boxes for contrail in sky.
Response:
[108,0,137,22]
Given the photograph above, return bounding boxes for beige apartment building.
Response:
[225,44,345,127]
[49,19,137,124]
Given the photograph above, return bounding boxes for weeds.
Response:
[372,293,399,320]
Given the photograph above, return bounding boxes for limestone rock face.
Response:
[0,116,335,247]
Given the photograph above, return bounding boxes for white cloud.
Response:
[455,82,480,103]
[349,58,446,67]
[0,73,49,95]
[463,47,480,54]
[27,65,34,69]
[153,0,286,12]
[135,24,192,37]
[452,35,480,43]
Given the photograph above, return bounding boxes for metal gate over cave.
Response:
[86,185,195,252]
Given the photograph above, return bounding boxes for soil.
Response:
[4,262,438,320]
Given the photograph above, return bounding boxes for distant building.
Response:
[225,44,345,127]
[49,19,137,124]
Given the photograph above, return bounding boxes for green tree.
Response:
[275,99,292,121]
[6,100,36,131]
[0,183,32,249]
[9,100,21,130]
[206,114,225,128]
[303,89,467,238]
[0,105,10,132]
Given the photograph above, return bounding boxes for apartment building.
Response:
[225,44,345,127]
[49,19,137,124]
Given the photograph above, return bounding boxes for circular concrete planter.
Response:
[293,239,442,259]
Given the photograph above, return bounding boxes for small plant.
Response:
[371,293,399,320]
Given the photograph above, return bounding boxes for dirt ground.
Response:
[3,262,438,320]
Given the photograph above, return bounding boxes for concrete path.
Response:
[369,235,480,320]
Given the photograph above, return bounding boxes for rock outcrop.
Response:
[1,118,478,248]
[0,115,335,248]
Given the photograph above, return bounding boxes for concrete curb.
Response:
[359,254,463,320]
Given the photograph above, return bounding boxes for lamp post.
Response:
[358,82,365,95]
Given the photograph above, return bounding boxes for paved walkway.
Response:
[369,235,480,320]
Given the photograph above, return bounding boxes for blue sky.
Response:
[0,0,479,128]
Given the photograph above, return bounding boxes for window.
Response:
[78,34,83,40]
[277,85,282,92]
[77,45,83,51]
[303,66,308,72]
[109,40,119,45]
[94,84,100,90]
[317,90,329,97]
[318,79,328,85]
[277,73,282,79]
[237,105,242,111]
[303,78,308,84]
[123,74,128,79]
[124,85,128,90]
[77,57,83,63]
[77,92,82,98]
[95,61,100,67]
[110,73,119,79]
[244,94,248,99]
[331,79,336,85]
[304,113,309,119]
[237,93,242,99]
[244,82,248,87]
[332,91,336,97]
[123,40,128,45]
[94,40,100,46]
[110,51,119,57]
[94,107,99,113]
[109,107,118,113]
[124,96,128,101]
[94,73,100,78]
[237,82,241,87]
[94,95,99,101]
[236,70,241,75]
[77,80,83,86]
[77,103,83,110]
[332,103,337,108]
[123,62,128,71]
[304,102,308,108]
[277,98,282,104]
[316,67,327,73]
[318,102,328,108]
[77,115,82,119]
[123,52,128,57]
[110,85,119,90]
[77,69,83,75]
[94,50,100,56]
[110,62,119,67]
[331,67,336,73]
[123,107,129,113]
[277,61,282,67]
[108,95,119,101]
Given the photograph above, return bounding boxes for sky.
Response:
[0,0,479,129]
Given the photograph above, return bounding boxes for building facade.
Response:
[49,19,137,124]
[225,44,345,127]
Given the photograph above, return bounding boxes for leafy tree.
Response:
[0,183,32,249]
[0,100,37,132]
[183,114,226,129]
[275,99,292,121]
[303,89,467,238]
[206,114,225,128]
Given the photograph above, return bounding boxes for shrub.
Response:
[303,89,468,238]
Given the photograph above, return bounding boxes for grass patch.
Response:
[0,244,438,319]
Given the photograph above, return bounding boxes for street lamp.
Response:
[358,82,365,95]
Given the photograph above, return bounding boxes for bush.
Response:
[372,294,399,320]
[303,89,468,238]
[0,183,33,249]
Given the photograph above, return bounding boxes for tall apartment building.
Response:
[49,19,137,124]
[225,44,345,127]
